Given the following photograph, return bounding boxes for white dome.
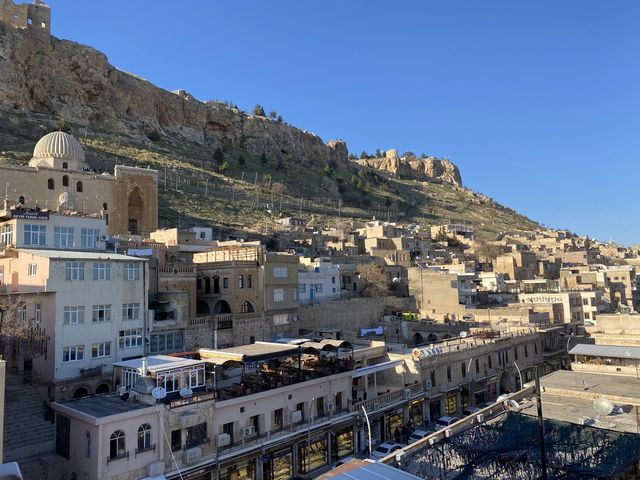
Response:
[30,131,86,170]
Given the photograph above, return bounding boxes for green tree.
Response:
[323,163,333,177]
[277,115,283,123]
[360,151,368,159]
[260,152,268,165]
[217,161,230,173]
[213,147,224,165]
[269,110,277,119]
[147,130,161,142]
[252,104,266,116]
[375,148,382,157]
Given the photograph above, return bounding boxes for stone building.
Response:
[0,0,49,35]
[0,131,158,236]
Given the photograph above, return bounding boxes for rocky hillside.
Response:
[0,20,540,238]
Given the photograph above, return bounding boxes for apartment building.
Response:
[298,257,341,305]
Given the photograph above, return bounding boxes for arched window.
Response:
[47,178,54,190]
[85,431,91,458]
[76,181,83,193]
[109,430,126,460]
[103,202,108,211]
[137,424,152,452]
[62,162,68,169]
[18,196,25,205]
[62,175,69,187]
[239,300,255,313]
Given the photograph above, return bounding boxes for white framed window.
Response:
[81,228,101,249]
[122,303,140,321]
[54,226,74,247]
[34,303,41,324]
[63,345,84,362]
[93,262,111,281]
[124,262,139,281]
[273,288,285,302]
[64,306,85,325]
[298,284,306,293]
[119,328,143,349]
[0,225,13,245]
[92,305,111,322]
[273,266,288,278]
[314,284,323,293]
[150,331,184,354]
[27,263,37,276]
[91,342,111,358]
[64,261,85,281]
[23,224,46,246]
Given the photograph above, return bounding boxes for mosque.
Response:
[1,130,158,236]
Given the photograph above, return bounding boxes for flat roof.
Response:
[569,343,640,360]
[113,355,203,372]
[199,342,300,364]
[53,393,153,418]
[19,249,146,261]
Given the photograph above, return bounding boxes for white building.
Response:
[298,258,341,305]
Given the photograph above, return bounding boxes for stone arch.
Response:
[414,332,425,346]
[213,300,231,314]
[127,186,145,235]
[197,300,210,315]
[95,383,110,394]
[249,336,256,344]
[47,178,54,190]
[73,386,89,399]
[76,181,83,193]
[62,175,69,187]
[427,333,438,342]
[238,300,255,314]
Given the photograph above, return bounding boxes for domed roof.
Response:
[32,131,85,164]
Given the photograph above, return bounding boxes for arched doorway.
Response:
[96,383,110,395]
[73,387,89,399]
[414,332,425,346]
[197,300,210,315]
[214,300,231,314]
[127,186,144,235]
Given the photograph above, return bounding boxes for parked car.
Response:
[462,406,482,416]
[371,442,403,459]
[430,415,461,431]
[408,429,430,444]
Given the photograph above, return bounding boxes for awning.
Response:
[569,343,640,360]
[199,342,300,365]
[353,360,404,379]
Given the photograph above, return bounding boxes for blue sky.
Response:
[47,1,640,245]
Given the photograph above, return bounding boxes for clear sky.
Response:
[46,1,640,245]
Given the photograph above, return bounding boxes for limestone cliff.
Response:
[356,149,462,186]
[0,21,347,166]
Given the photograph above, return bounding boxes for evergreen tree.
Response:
[252,104,266,116]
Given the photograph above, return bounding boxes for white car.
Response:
[408,429,430,444]
[371,442,403,459]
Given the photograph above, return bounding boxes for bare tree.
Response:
[0,295,46,360]
[357,263,390,297]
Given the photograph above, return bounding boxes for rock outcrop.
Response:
[357,149,462,186]
[0,21,347,166]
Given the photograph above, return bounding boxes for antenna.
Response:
[593,397,614,417]
[151,387,167,401]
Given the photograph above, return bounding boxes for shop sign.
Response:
[12,209,49,220]
[184,464,215,479]
[170,392,215,409]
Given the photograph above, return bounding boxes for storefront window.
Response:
[409,400,423,426]
[298,436,328,474]
[266,448,292,480]
[333,428,354,459]
[445,394,458,415]
[385,410,404,442]
[219,458,256,480]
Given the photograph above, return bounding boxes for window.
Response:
[273,288,285,302]
[332,276,336,284]
[446,365,452,382]
[92,304,111,322]
[475,358,480,374]
[461,362,466,378]
[247,275,252,288]
[525,345,529,358]
[150,331,184,354]
[85,431,91,458]
[314,284,323,293]
[80,228,100,249]
[514,347,518,361]
[34,303,41,324]
[103,202,108,211]
[445,394,457,415]
[62,162,68,169]
[298,284,306,293]
[91,342,111,358]
[239,275,244,288]
[239,300,254,313]
[64,306,85,325]
[124,262,139,280]
[273,408,283,429]
[62,345,84,362]
[47,178,54,189]
[185,423,207,448]
[21,305,27,322]
[62,175,69,187]
[76,181,83,193]
[488,355,493,369]
[28,263,37,276]
[171,430,181,452]
[122,303,140,321]
[64,261,84,281]
[119,328,143,349]
[54,227,74,247]
[0,225,13,245]
[23,224,46,246]
[109,430,126,460]
[273,266,288,278]
[137,424,152,452]
[223,277,229,289]
[93,262,111,280]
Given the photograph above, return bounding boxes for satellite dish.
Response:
[152,387,167,400]
[117,386,128,396]
[179,387,193,398]
[593,397,614,416]
[58,191,69,205]
[460,331,469,339]
[504,399,521,412]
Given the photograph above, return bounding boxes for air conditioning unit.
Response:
[425,379,433,390]
[291,410,303,423]
[326,401,335,413]
[183,447,202,464]
[100,235,108,241]
[241,426,255,437]
[147,460,165,477]
[403,388,411,399]
[216,433,231,447]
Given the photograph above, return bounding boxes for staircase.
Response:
[3,373,55,479]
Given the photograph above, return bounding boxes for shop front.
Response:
[331,427,354,463]
[298,434,329,475]
[218,458,257,480]
[429,398,442,422]
[178,464,216,480]
[263,447,293,480]
[384,408,404,442]
[444,391,458,415]
[409,399,424,426]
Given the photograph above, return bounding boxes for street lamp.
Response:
[513,361,523,390]
[361,405,372,458]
